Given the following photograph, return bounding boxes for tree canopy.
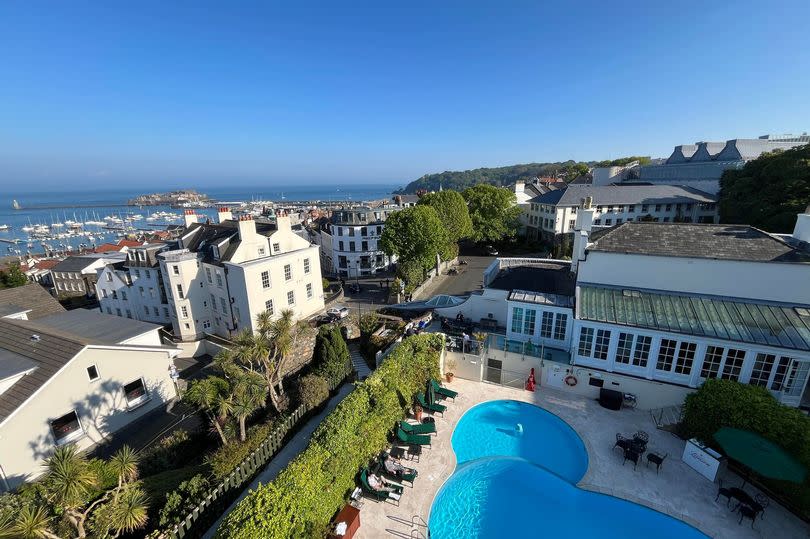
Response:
[380,205,449,279]
[719,144,810,232]
[0,262,27,289]
[417,190,473,243]
[593,156,652,167]
[462,184,521,243]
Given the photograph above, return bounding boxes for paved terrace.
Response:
[356,378,809,539]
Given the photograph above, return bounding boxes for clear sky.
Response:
[1,0,808,190]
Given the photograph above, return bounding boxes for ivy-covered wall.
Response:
[216,333,443,538]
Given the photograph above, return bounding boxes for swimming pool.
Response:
[429,400,708,539]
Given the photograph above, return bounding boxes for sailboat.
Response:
[11,200,21,210]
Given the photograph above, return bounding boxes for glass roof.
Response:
[578,286,810,351]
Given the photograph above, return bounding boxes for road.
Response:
[430,255,494,297]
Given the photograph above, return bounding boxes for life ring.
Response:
[564,375,578,387]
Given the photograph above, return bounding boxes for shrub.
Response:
[681,379,810,518]
[322,277,330,292]
[296,374,329,409]
[207,420,279,481]
[358,312,380,338]
[217,333,443,538]
[314,325,352,386]
[139,429,203,476]
[157,473,211,528]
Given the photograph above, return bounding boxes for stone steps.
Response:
[650,404,683,429]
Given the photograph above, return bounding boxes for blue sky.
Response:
[1,1,808,189]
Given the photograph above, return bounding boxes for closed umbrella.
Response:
[426,379,436,406]
[713,427,806,487]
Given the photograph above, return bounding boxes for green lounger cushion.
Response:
[401,420,436,435]
[397,426,431,446]
[431,378,458,399]
[417,393,447,414]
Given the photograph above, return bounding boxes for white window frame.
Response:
[51,410,85,445]
[123,378,150,410]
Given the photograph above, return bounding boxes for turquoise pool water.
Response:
[428,400,708,539]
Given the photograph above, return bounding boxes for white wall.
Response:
[0,345,177,490]
[577,251,810,304]
[435,288,509,327]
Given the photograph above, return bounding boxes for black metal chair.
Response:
[623,447,641,469]
[613,434,631,453]
[646,452,667,474]
[715,478,733,507]
[737,504,758,528]
[754,494,769,519]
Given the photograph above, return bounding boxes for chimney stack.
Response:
[183,210,198,228]
[571,197,595,274]
[275,210,292,234]
[792,205,810,245]
[217,207,232,223]
[237,214,256,242]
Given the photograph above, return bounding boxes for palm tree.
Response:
[0,505,60,539]
[253,309,297,412]
[109,445,139,492]
[184,376,233,445]
[42,444,98,538]
[230,371,266,442]
[107,486,149,537]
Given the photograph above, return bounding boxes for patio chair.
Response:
[397,426,431,447]
[359,468,403,505]
[417,393,446,415]
[430,379,458,401]
[633,431,650,444]
[646,452,667,474]
[622,447,641,470]
[754,493,769,519]
[715,479,733,507]
[737,504,758,529]
[379,453,418,486]
[400,420,436,435]
[613,434,631,453]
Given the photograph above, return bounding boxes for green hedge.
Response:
[216,333,443,538]
[681,379,810,517]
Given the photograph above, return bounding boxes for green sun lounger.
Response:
[416,392,446,415]
[400,420,436,435]
[360,468,402,505]
[397,426,431,447]
[380,453,418,485]
[431,379,458,400]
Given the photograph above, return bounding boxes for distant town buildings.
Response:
[524,184,718,245]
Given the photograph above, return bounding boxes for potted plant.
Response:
[414,404,423,422]
[444,356,457,383]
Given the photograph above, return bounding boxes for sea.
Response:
[0,184,399,256]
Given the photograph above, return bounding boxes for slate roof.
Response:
[587,222,810,263]
[0,284,65,319]
[51,256,104,272]
[665,137,809,164]
[531,184,715,207]
[0,318,85,422]
[488,262,576,297]
[33,309,161,345]
[0,304,28,318]
[180,221,277,263]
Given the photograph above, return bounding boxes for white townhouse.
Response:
[0,306,179,490]
[158,209,324,342]
[50,252,127,299]
[525,184,718,246]
[96,243,173,324]
[325,206,397,277]
[439,204,810,411]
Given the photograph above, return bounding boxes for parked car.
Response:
[327,306,350,320]
[484,245,499,256]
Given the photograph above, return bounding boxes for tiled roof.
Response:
[0,284,65,319]
[531,184,715,207]
[587,222,810,263]
[0,318,85,422]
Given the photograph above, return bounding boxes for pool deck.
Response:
[354,378,809,539]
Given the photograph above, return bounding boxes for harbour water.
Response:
[0,184,399,256]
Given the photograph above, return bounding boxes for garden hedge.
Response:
[216,333,443,538]
[681,379,810,517]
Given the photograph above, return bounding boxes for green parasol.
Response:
[713,427,806,486]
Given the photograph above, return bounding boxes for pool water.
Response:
[429,400,708,539]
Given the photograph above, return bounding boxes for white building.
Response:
[50,252,127,299]
[630,134,809,194]
[439,205,810,411]
[158,209,324,342]
[96,243,172,325]
[0,307,179,490]
[324,206,397,277]
[525,184,718,245]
